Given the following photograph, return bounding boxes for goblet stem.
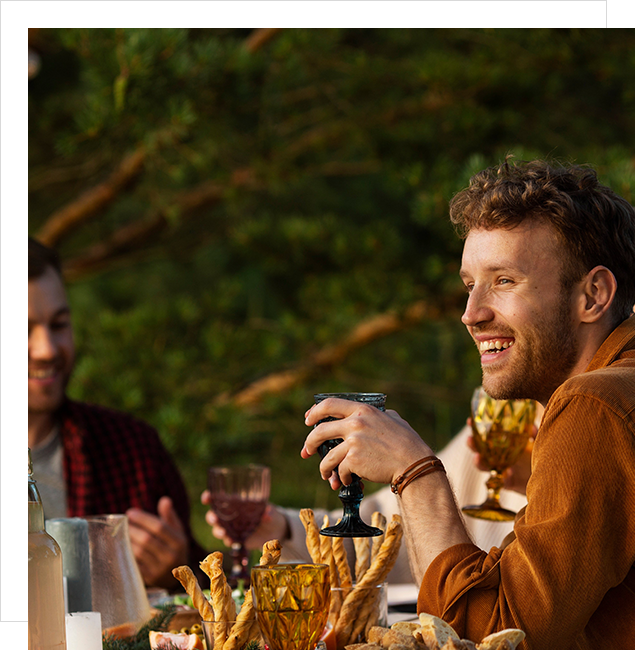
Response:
[462,470,517,521]
[320,477,382,537]
[484,470,504,509]
[229,542,250,589]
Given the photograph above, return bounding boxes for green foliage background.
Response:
[28,28,635,551]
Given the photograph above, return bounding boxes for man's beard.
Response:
[481,297,579,403]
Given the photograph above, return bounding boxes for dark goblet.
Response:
[313,392,386,538]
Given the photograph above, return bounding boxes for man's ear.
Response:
[576,265,617,323]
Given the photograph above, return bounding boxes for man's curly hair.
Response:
[449,157,635,324]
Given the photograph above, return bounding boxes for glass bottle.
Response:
[28,449,67,650]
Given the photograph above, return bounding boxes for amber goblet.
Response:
[251,563,331,650]
[462,387,537,522]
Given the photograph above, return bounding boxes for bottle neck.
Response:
[27,449,44,533]
[28,448,45,533]
[28,479,45,533]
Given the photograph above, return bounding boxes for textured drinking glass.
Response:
[462,387,537,521]
[207,464,271,587]
[313,393,386,537]
[329,582,387,644]
[251,563,331,650]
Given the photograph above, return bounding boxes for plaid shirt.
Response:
[59,398,206,574]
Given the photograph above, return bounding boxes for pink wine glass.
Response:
[207,464,271,588]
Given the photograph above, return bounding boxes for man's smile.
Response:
[29,364,62,388]
[478,339,515,355]
[29,366,60,381]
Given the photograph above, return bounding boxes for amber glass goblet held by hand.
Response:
[462,387,537,522]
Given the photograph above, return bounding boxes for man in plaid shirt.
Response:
[28,237,206,589]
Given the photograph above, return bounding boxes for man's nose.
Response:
[29,325,58,360]
[461,287,494,328]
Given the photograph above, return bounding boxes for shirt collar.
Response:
[586,315,635,373]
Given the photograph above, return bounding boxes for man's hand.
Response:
[302,397,430,488]
[126,496,189,589]
[200,492,290,550]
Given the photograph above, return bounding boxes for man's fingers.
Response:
[158,496,184,532]
[304,397,361,426]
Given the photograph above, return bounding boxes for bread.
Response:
[413,613,461,650]
[476,629,525,650]
[390,622,420,635]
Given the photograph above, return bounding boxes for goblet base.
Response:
[461,503,517,522]
[319,515,383,538]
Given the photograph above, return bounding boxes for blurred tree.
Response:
[28,28,635,549]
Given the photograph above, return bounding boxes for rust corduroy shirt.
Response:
[417,316,635,649]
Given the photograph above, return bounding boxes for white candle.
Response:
[65,611,102,650]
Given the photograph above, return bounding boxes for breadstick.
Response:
[320,520,339,586]
[354,515,402,590]
[201,552,232,648]
[370,512,386,563]
[319,516,342,628]
[224,539,283,650]
[300,508,322,564]
[259,538,282,566]
[320,518,337,583]
[353,537,371,582]
[320,515,333,571]
[199,555,234,622]
[172,565,214,622]
[332,536,353,591]
[357,585,382,642]
[335,516,403,649]
[223,592,256,650]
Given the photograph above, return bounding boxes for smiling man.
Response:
[28,237,207,589]
[460,220,583,404]
[29,261,75,443]
[302,159,635,649]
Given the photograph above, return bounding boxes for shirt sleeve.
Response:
[417,394,635,648]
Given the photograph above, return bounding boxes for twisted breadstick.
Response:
[259,539,282,566]
[332,535,353,591]
[200,552,232,648]
[335,515,403,649]
[224,539,283,650]
[300,508,323,563]
[353,536,371,582]
[172,565,214,622]
[370,511,386,562]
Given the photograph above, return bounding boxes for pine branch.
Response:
[244,28,283,53]
[211,294,464,409]
[61,177,237,281]
[36,147,146,248]
[36,31,279,251]
[102,604,176,650]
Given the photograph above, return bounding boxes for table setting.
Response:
[31,389,528,650]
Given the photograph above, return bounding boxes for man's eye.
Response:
[51,320,70,331]
[465,284,474,294]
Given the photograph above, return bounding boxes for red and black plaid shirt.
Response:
[59,398,207,574]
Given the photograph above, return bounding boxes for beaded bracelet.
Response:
[390,455,446,496]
